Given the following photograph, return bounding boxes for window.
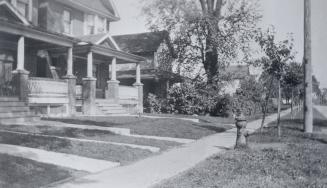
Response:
[85,14,95,35]
[16,0,28,18]
[97,16,106,33]
[63,10,72,35]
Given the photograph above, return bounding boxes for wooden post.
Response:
[17,36,25,70]
[304,0,313,133]
[87,51,93,78]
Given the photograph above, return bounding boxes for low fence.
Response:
[28,77,68,104]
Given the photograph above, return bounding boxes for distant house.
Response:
[224,64,251,94]
[113,31,182,98]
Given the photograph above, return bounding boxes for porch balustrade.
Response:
[118,86,138,100]
[27,77,69,104]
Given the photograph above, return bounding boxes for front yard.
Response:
[0,154,83,188]
[153,110,327,188]
[45,115,234,139]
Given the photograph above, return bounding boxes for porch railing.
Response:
[0,81,17,97]
[28,77,68,104]
[119,86,138,100]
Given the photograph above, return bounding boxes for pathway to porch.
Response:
[54,108,294,188]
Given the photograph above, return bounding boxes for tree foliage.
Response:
[142,0,261,84]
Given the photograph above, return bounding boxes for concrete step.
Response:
[0,111,33,118]
[0,97,20,102]
[0,106,30,113]
[0,101,27,107]
[0,116,40,124]
[102,109,127,114]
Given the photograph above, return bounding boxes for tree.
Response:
[142,0,261,84]
[282,62,304,118]
[255,27,295,137]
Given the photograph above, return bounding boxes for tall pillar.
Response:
[83,51,96,115]
[17,36,25,70]
[87,51,93,78]
[63,47,76,116]
[13,36,29,101]
[133,61,144,113]
[106,57,120,101]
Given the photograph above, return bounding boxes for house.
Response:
[224,64,251,95]
[112,31,182,99]
[0,0,146,121]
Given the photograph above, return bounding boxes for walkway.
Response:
[314,105,327,119]
[0,144,120,173]
[55,109,292,188]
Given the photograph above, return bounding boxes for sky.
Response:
[111,0,327,88]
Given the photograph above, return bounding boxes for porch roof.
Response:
[74,44,147,63]
[0,19,78,47]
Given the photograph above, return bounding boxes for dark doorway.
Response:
[36,57,47,77]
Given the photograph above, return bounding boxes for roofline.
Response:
[0,0,30,26]
[54,0,120,21]
[75,44,147,63]
[0,20,77,47]
[95,33,121,51]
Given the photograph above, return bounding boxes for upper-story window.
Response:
[85,14,95,35]
[63,10,72,35]
[16,0,29,18]
[97,16,106,33]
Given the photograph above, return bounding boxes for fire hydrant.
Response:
[235,114,249,149]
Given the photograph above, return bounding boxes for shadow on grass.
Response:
[43,118,121,127]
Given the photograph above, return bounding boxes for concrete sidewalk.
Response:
[54,109,292,188]
[0,144,120,173]
[314,105,327,119]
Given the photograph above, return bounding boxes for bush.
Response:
[145,93,162,113]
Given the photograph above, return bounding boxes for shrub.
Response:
[145,93,162,113]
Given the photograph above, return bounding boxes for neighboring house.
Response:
[112,31,182,98]
[0,0,145,120]
[224,64,251,95]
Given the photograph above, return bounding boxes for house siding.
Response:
[39,0,84,36]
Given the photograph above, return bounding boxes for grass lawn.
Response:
[153,109,327,188]
[0,132,153,165]
[0,153,83,188]
[0,125,181,150]
[44,115,234,139]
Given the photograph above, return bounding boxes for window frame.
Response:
[62,9,72,35]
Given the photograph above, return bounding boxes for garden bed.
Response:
[44,116,234,139]
[0,132,153,165]
[0,153,83,188]
[153,110,327,188]
[0,125,180,150]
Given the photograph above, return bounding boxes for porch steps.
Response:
[95,99,128,115]
[0,97,39,123]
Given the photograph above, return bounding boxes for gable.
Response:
[0,0,30,25]
[113,31,172,54]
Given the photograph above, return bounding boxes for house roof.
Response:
[55,0,119,21]
[113,31,171,54]
[77,33,121,50]
[0,0,30,25]
[226,65,250,79]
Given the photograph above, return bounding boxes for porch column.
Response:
[63,47,76,116]
[133,61,144,113]
[106,57,120,101]
[82,51,96,115]
[13,36,29,101]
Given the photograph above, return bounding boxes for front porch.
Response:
[0,18,145,117]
